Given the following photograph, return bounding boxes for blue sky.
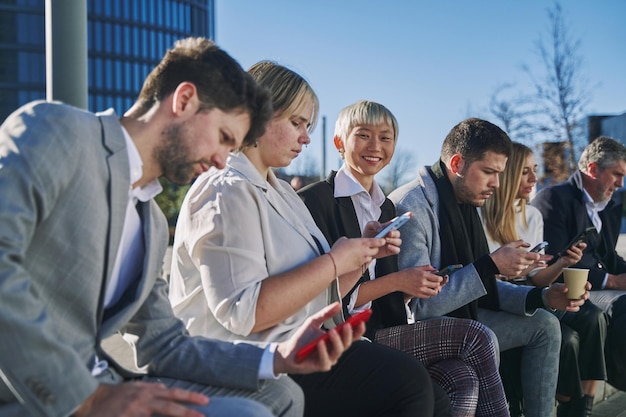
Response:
[215,0,626,178]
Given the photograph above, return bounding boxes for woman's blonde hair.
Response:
[481,142,532,245]
[247,61,319,134]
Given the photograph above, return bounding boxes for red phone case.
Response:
[295,308,372,362]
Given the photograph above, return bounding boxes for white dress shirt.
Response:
[582,188,609,233]
[481,200,544,253]
[104,127,161,308]
[334,164,385,314]
[479,201,546,280]
[582,188,610,288]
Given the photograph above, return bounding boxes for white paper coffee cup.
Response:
[562,268,589,299]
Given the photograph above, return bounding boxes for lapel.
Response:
[100,200,167,335]
[230,153,324,255]
[122,200,162,308]
[328,172,363,239]
[95,110,169,335]
[96,110,131,326]
[569,174,597,233]
[337,196,362,238]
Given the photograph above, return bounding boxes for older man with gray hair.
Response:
[533,136,626,398]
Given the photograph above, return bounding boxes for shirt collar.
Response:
[575,170,609,212]
[121,127,162,202]
[582,187,609,213]
[334,163,386,207]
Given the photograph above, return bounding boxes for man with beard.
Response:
[388,117,588,417]
[532,136,626,394]
[0,37,364,417]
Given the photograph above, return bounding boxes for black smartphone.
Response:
[530,241,549,253]
[435,264,463,276]
[558,226,597,256]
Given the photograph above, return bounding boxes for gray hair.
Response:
[578,136,626,173]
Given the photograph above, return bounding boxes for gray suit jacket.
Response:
[0,102,265,417]
[388,166,533,320]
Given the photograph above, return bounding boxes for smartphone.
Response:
[295,308,373,363]
[558,226,597,256]
[375,212,412,238]
[435,264,463,276]
[530,241,549,253]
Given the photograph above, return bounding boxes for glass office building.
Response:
[0,0,215,122]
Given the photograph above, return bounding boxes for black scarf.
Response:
[428,159,500,319]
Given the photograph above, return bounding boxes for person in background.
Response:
[481,142,606,417]
[290,175,304,190]
[532,136,626,401]
[0,38,367,417]
[298,100,509,417]
[388,117,589,417]
[169,61,451,417]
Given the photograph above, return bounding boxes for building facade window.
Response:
[0,0,214,121]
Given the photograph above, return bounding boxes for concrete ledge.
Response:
[598,381,619,402]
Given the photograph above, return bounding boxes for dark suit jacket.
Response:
[298,171,408,339]
[531,171,626,289]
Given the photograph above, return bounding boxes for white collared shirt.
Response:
[334,164,385,314]
[581,184,610,288]
[582,188,609,233]
[103,127,161,308]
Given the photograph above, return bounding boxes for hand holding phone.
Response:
[435,264,463,276]
[375,212,412,238]
[295,308,372,363]
[530,241,549,253]
[558,227,596,256]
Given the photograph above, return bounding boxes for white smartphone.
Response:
[375,212,412,238]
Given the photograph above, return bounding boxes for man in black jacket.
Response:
[532,136,626,391]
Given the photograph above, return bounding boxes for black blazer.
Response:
[298,171,407,339]
[532,172,626,289]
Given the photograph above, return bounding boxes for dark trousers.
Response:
[588,290,626,390]
[557,301,608,398]
[605,293,626,390]
[290,340,451,417]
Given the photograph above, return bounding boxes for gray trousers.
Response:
[588,289,626,390]
[477,307,561,417]
[588,289,626,314]
[96,368,304,417]
[145,375,303,417]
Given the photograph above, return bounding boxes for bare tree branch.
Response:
[525,2,592,172]
[379,148,417,194]
[489,83,539,144]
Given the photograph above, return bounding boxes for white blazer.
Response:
[169,152,341,344]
